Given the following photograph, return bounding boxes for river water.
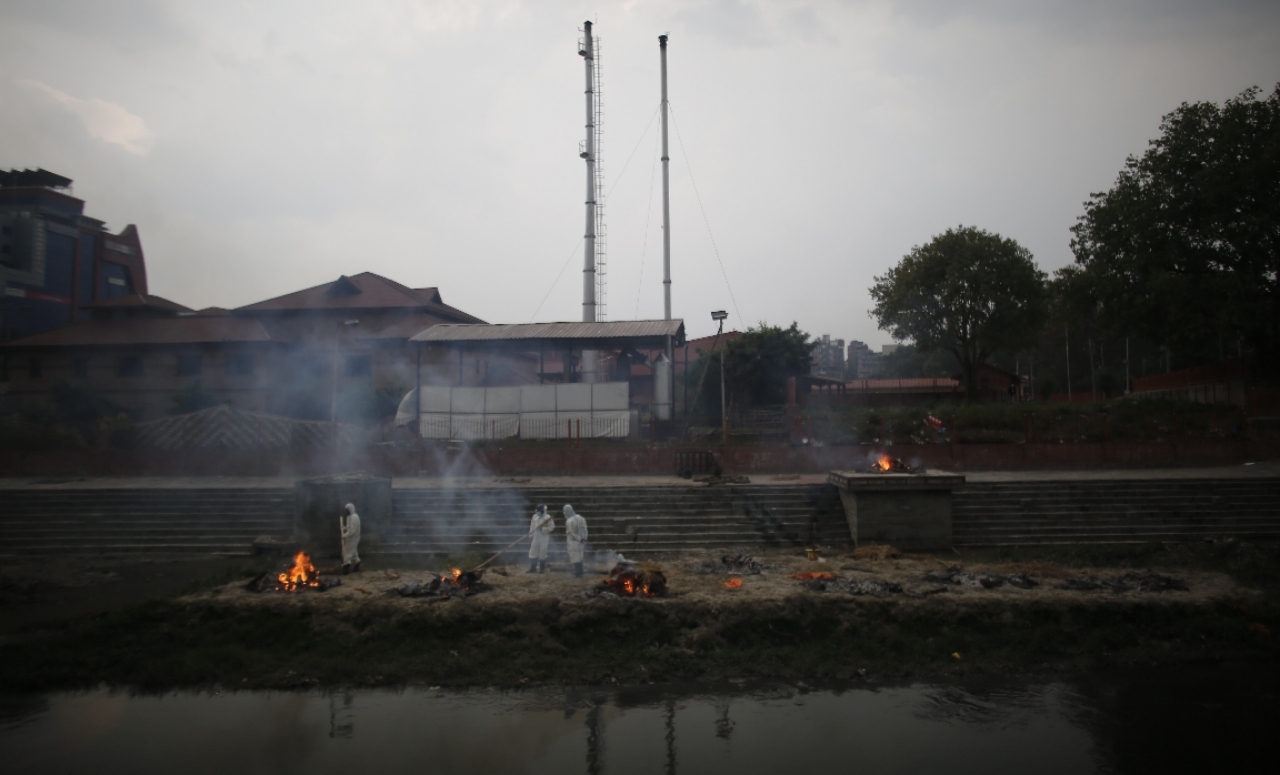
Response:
[1,664,1274,774]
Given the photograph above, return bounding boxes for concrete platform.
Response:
[0,459,1275,491]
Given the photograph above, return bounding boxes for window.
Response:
[226,354,254,376]
[28,358,42,379]
[73,358,88,378]
[344,354,372,377]
[117,356,143,377]
[176,353,203,377]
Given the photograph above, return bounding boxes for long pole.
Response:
[471,514,553,572]
[659,35,672,321]
[719,320,727,439]
[581,22,597,324]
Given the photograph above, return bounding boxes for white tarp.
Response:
[450,387,486,414]
[486,386,521,414]
[401,382,631,439]
[420,386,452,413]
[592,381,629,411]
[557,383,593,411]
[519,384,557,413]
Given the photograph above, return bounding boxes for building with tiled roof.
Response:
[0,271,504,423]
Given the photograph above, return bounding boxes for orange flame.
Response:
[450,568,463,582]
[277,551,320,591]
[725,578,743,589]
[874,454,893,472]
[790,572,837,581]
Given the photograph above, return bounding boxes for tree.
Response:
[687,322,812,416]
[869,226,1048,398]
[1069,85,1280,375]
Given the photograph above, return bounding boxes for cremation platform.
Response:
[827,470,966,551]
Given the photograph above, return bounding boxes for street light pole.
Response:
[712,311,728,443]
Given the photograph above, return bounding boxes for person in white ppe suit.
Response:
[340,503,361,574]
[563,504,588,578]
[527,504,554,574]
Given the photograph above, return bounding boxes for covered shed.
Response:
[400,320,685,440]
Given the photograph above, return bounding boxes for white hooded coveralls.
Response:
[528,509,554,560]
[563,505,588,564]
[340,503,361,565]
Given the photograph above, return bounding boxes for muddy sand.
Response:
[188,546,1249,612]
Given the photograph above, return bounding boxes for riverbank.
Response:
[2,542,1277,692]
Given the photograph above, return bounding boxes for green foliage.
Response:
[870,226,1049,398]
[0,381,123,450]
[50,381,119,427]
[878,344,957,379]
[687,322,812,416]
[169,380,220,415]
[1068,85,1280,373]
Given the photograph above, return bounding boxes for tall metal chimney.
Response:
[659,34,672,322]
[580,22,597,324]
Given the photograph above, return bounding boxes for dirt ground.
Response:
[185,545,1250,613]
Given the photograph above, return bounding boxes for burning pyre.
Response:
[601,562,668,597]
[247,551,341,593]
[397,567,486,599]
[865,454,920,474]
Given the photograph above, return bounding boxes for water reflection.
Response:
[0,665,1274,775]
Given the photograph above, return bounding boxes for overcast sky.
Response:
[2,1,1278,344]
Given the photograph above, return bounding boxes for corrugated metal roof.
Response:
[410,319,685,344]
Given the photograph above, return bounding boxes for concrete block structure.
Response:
[827,470,965,551]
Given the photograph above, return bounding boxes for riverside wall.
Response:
[0,438,1272,477]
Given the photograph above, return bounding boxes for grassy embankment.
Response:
[2,541,1277,692]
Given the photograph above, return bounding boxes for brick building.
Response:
[1,169,148,341]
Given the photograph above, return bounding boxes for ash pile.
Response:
[791,572,903,597]
[1056,570,1188,594]
[921,566,1039,590]
[247,551,342,593]
[693,553,772,576]
[397,569,487,599]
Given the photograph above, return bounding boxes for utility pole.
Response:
[659,34,672,322]
[580,21,597,324]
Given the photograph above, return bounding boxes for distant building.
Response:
[1,169,149,342]
[0,272,494,422]
[848,340,890,379]
[810,334,845,379]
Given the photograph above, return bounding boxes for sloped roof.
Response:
[1,314,282,348]
[235,272,484,323]
[135,405,362,451]
[843,378,962,393]
[81,293,193,314]
[411,320,686,348]
[357,311,463,341]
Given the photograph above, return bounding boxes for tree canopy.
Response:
[869,225,1048,397]
[1068,85,1280,374]
[687,322,812,415]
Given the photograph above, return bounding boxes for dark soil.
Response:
[1,542,1277,693]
